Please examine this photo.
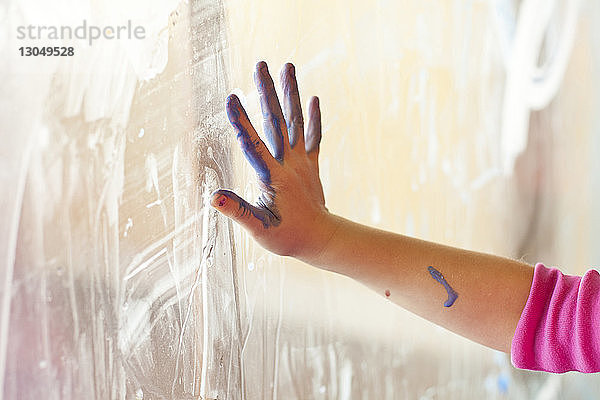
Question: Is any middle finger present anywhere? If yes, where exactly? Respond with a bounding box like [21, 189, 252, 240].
[254, 61, 289, 161]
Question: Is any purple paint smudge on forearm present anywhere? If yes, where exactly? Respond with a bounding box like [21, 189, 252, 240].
[428, 266, 458, 307]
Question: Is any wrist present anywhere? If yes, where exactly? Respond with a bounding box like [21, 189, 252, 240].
[296, 212, 345, 269]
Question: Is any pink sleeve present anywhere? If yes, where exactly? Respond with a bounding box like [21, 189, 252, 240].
[511, 263, 600, 373]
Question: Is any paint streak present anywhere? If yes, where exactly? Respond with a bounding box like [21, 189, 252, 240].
[427, 266, 458, 307]
[226, 94, 272, 183]
[222, 93, 282, 229]
[255, 61, 286, 161]
[280, 63, 304, 149]
[237, 193, 280, 229]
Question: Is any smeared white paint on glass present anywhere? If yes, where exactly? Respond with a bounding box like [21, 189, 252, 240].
[499, 0, 581, 174]
[2, 0, 600, 398]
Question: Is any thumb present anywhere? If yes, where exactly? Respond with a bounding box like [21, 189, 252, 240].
[210, 189, 275, 232]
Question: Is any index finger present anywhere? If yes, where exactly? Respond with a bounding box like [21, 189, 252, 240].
[226, 94, 276, 184]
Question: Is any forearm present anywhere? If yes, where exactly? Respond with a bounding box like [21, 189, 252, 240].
[302, 214, 535, 353]
[215, 62, 534, 354]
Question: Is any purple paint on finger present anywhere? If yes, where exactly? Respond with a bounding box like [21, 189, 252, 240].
[213, 189, 280, 229]
[255, 61, 285, 160]
[236, 198, 279, 228]
[226, 94, 271, 184]
[428, 266, 458, 307]
[281, 63, 304, 148]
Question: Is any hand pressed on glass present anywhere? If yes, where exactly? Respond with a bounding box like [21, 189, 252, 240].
[211, 61, 337, 261]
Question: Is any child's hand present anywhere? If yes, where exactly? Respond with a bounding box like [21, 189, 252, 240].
[211, 62, 337, 261]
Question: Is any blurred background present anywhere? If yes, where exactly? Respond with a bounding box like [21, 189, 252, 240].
[1, 0, 600, 398]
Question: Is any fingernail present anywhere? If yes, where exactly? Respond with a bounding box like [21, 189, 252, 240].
[226, 94, 240, 115]
[226, 96, 241, 124]
[227, 94, 240, 108]
[285, 63, 295, 78]
[211, 194, 227, 207]
[256, 61, 268, 74]
[310, 97, 320, 114]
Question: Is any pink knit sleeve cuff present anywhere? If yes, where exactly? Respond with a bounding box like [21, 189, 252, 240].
[511, 263, 600, 373]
